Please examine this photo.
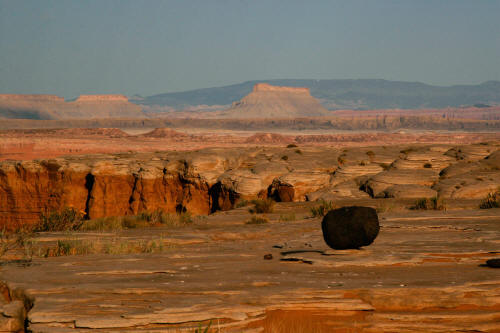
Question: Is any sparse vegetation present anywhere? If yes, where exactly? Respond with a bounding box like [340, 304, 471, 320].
[235, 199, 249, 208]
[359, 160, 367, 166]
[245, 216, 269, 225]
[366, 150, 375, 158]
[249, 199, 275, 214]
[423, 163, 432, 168]
[281, 155, 289, 161]
[42, 237, 171, 257]
[36, 207, 85, 232]
[410, 197, 446, 211]
[479, 190, 500, 209]
[0, 227, 34, 258]
[337, 156, 346, 165]
[279, 213, 296, 222]
[79, 210, 192, 232]
[294, 149, 302, 155]
[286, 144, 298, 148]
[195, 320, 212, 333]
[310, 199, 336, 217]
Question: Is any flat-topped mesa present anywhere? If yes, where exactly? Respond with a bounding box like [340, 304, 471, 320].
[0, 94, 65, 102]
[74, 95, 129, 103]
[223, 83, 329, 118]
[252, 83, 310, 94]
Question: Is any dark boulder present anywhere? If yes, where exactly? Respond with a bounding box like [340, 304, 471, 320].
[486, 258, 500, 268]
[321, 206, 379, 250]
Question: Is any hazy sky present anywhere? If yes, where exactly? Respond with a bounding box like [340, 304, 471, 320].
[1, 0, 499, 98]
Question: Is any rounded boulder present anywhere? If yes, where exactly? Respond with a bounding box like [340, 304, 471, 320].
[321, 206, 380, 250]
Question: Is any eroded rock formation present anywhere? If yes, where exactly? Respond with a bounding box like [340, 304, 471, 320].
[1, 144, 499, 228]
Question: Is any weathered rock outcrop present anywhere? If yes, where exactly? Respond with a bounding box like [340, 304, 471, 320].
[1, 145, 499, 228]
[0, 281, 33, 333]
[0, 154, 213, 228]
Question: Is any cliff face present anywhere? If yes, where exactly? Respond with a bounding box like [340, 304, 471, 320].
[252, 83, 310, 94]
[0, 155, 215, 229]
[74, 95, 129, 102]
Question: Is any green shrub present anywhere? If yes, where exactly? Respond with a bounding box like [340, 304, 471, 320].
[245, 216, 269, 225]
[479, 191, 500, 209]
[36, 207, 84, 232]
[310, 199, 336, 218]
[249, 199, 275, 214]
[294, 149, 302, 155]
[410, 197, 446, 210]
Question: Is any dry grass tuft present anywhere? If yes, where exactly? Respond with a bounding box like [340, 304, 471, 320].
[310, 199, 336, 218]
[42, 237, 172, 257]
[479, 190, 500, 209]
[35, 207, 85, 232]
[249, 199, 275, 214]
[246, 216, 269, 225]
[410, 197, 446, 211]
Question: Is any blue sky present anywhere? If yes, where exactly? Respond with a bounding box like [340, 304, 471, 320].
[1, 0, 499, 98]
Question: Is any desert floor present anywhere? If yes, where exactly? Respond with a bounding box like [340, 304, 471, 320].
[1, 201, 499, 332]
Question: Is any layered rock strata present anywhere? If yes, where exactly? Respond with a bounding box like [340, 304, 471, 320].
[1, 144, 500, 228]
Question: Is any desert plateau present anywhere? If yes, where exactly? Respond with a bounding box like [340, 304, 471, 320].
[2, 2, 500, 332]
[1, 126, 500, 332]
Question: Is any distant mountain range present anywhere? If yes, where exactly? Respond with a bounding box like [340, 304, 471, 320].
[135, 79, 500, 110]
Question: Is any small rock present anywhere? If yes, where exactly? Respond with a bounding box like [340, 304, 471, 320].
[321, 206, 380, 250]
[485, 258, 500, 268]
[1, 300, 25, 318]
[0, 300, 25, 332]
[263, 254, 273, 260]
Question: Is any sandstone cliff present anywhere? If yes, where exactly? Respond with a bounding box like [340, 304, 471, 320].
[1, 144, 499, 228]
